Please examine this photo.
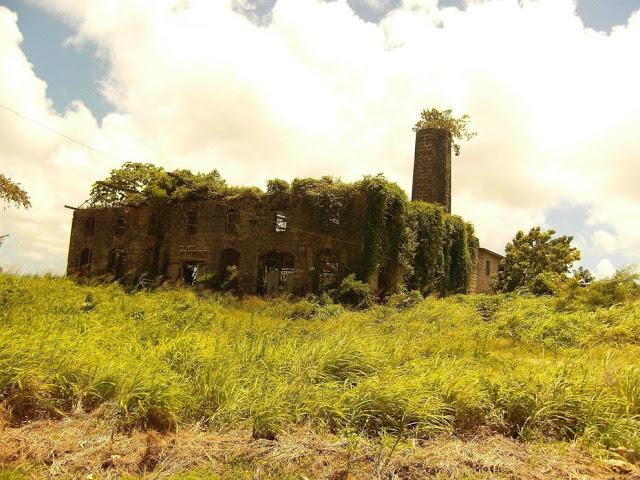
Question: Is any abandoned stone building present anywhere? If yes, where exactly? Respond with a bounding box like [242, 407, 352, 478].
[66, 128, 502, 294]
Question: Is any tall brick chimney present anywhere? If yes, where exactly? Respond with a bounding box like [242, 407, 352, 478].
[411, 128, 451, 213]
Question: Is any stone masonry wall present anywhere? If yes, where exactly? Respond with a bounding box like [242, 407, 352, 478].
[474, 248, 502, 294]
[67, 197, 361, 295]
[411, 128, 451, 213]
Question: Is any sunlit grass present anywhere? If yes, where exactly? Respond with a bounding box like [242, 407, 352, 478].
[1, 274, 639, 453]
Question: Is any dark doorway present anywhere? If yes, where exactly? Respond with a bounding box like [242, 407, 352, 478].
[108, 249, 127, 278]
[318, 251, 339, 291]
[377, 266, 390, 296]
[182, 262, 199, 285]
[220, 248, 240, 289]
[257, 250, 294, 295]
[79, 248, 92, 276]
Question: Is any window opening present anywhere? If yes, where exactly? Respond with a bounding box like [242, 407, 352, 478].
[321, 210, 340, 231]
[274, 212, 287, 232]
[225, 210, 240, 235]
[84, 217, 95, 236]
[115, 216, 127, 236]
[185, 211, 197, 235]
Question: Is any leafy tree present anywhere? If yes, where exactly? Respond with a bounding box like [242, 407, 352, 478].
[573, 266, 594, 287]
[88, 162, 228, 207]
[494, 227, 581, 294]
[0, 173, 31, 209]
[89, 162, 167, 207]
[1, 173, 31, 250]
[413, 108, 477, 156]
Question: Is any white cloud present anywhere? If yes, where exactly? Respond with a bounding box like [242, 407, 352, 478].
[592, 229, 618, 255]
[1, 0, 640, 273]
[596, 258, 616, 278]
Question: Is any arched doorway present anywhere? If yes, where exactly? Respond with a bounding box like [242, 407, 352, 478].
[257, 250, 294, 295]
[220, 248, 241, 289]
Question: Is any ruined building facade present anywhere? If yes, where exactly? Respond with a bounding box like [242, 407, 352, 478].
[67, 129, 502, 294]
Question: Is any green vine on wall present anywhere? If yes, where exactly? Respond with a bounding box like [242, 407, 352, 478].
[405, 202, 476, 295]
[88, 164, 477, 295]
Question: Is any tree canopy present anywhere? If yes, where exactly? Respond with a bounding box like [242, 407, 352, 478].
[413, 108, 476, 156]
[0, 173, 31, 210]
[494, 227, 581, 294]
[88, 162, 253, 207]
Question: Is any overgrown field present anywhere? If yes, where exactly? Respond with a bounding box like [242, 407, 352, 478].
[1, 274, 639, 477]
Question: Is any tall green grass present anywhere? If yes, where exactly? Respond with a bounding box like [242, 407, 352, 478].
[1, 274, 639, 453]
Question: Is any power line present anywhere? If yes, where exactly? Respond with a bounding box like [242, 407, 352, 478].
[0, 103, 125, 164]
[0, 103, 364, 249]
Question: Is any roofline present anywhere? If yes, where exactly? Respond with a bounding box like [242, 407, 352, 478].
[478, 247, 504, 259]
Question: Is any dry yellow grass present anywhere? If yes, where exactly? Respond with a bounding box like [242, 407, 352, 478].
[0, 406, 637, 480]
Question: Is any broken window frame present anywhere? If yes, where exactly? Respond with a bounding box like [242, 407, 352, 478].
[273, 211, 287, 232]
[257, 250, 295, 295]
[185, 211, 198, 235]
[225, 209, 240, 235]
[114, 216, 127, 236]
[321, 209, 341, 232]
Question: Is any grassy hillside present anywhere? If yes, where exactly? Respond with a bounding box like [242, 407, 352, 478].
[0, 274, 639, 478]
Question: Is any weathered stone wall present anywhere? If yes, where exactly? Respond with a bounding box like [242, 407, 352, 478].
[411, 128, 451, 213]
[474, 248, 502, 294]
[67, 196, 361, 295]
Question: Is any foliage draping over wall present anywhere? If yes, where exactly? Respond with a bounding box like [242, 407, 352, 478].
[88, 163, 476, 295]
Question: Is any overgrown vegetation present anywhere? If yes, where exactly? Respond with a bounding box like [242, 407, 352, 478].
[1, 274, 639, 461]
[413, 108, 477, 156]
[0, 173, 30, 210]
[405, 202, 477, 295]
[87, 164, 477, 294]
[494, 227, 583, 295]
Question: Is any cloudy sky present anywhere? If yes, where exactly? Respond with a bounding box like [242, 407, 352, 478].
[0, 0, 639, 277]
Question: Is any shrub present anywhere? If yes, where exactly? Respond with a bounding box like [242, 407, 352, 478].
[557, 267, 640, 310]
[386, 290, 423, 311]
[336, 274, 373, 309]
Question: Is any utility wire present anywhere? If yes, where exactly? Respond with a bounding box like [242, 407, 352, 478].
[0, 103, 124, 164]
[0, 103, 365, 249]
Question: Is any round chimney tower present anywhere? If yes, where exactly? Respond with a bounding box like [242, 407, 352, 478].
[411, 128, 451, 213]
